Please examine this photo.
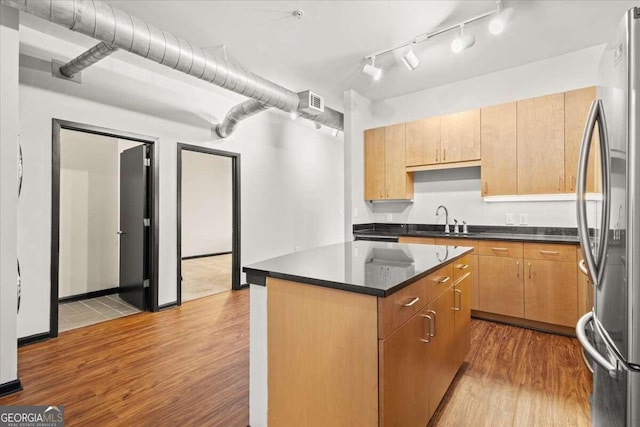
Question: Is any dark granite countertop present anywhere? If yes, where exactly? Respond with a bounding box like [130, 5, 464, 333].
[243, 240, 473, 297]
[353, 223, 580, 245]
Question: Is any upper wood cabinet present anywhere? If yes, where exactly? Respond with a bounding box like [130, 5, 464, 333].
[405, 117, 441, 166]
[440, 109, 481, 163]
[517, 93, 565, 194]
[364, 124, 413, 200]
[565, 86, 601, 193]
[481, 102, 517, 196]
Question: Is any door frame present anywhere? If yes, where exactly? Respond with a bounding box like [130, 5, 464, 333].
[176, 143, 242, 305]
[51, 119, 160, 338]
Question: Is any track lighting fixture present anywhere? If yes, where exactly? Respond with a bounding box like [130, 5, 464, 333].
[314, 122, 322, 130]
[331, 128, 340, 138]
[401, 45, 420, 71]
[362, 56, 383, 81]
[451, 24, 475, 53]
[489, 1, 515, 35]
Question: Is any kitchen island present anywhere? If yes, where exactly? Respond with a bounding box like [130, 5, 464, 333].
[245, 240, 474, 427]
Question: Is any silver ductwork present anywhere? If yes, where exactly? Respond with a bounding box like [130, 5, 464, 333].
[216, 99, 270, 138]
[59, 42, 118, 78]
[3, 0, 344, 133]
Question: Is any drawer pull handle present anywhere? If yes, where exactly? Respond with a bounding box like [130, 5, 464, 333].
[539, 250, 560, 255]
[427, 309, 437, 337]
[454, 289, 462, 311]
[578, 259, 589, 277]
[529, 262, 532, 279]
[491, 247, 509, 252]
[439, 276, 450, 284]
[516, 261, 520, 278]
[458, 264, 469, 270]
[420, 314, 432, 343]
[402, 297, 420, 307]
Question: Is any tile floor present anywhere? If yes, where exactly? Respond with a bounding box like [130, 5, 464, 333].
[181, 254, 232, 302]
[58, 294, 141, 332]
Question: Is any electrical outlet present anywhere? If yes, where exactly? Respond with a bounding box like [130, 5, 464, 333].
[519, 213, 529, 225]
[505, 213, 515, 225]
[387, 214, 393, 221]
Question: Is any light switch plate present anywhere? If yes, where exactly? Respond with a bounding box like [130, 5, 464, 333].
[505, 213, 515, 225]
[519, 213, 529, 225]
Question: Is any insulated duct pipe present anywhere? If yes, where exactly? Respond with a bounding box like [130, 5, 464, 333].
[59, 41, 118, 78]
[216, 99, 270, 138]
[3, 0, 344, 132]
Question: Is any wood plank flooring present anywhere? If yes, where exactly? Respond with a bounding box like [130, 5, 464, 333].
[2, 289, 591, 427]
[182, 254, 232, 302]
[1, 290, 249, 426]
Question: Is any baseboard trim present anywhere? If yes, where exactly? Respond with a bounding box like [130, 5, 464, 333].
[0, 379, 23, 397]
[181, 251, 231, 260]
[471, 310, 576, 337]
[59, 287, 120, 304]
[18, 332, 51, 347]
[158, 301, 178, 311]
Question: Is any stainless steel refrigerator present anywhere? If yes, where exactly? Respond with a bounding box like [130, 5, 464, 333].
[575, 6, 640, 427]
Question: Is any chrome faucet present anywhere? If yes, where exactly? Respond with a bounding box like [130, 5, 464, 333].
[435, 205, 450, 234]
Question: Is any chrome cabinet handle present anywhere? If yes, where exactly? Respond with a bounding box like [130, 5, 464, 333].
[435, 149, 439, 163]
[578, 259, 589, 277]
[427, 309, 437, 337]
[558, 176, 563, 192]
[570, 176, 576, 191]
[528, 262, 532, 279]
[483, 181, 488, 195]
[402, 296, 420, 307]
[516, 261, 520, 278]
[420, 313, 432, 343]
[117, 231, 126, 235]
[539, 250, 560, 255]
[576, 99, 611, 287]
[443, 148, 447, 161]
[576, 311, 617, 378]
[491, 247, 508, 252]
[457, 264, 469, 270]
[439, 276, 450, 284]
[454, 289, 462, 311]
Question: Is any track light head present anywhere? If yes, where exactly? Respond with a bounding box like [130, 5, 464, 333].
[489, 2, 514, 35]
[331, 128, 340, 138]
[401, 46, 420, 71]
[451, 24, 475, 53]
[314, 122, 322, 130]
[363, 56, 382, 81]
[289, 111, 299, 120]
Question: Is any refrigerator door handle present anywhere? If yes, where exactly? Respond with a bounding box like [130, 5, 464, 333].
[576, 311, 618, 378]
[576, 99, 612, 286]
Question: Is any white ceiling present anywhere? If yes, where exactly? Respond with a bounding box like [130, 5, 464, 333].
[20, 1, 640, 110]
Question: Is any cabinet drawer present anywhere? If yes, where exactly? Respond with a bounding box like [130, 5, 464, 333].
[378, 278, 428, 339]
[425, 263, 454, 303]
[453, 254, 473, 282]
[479, 241, 523, 257]
[399, 236, 436, 245]
[524, 243, 576, 262]
[435, 238, 478, 252]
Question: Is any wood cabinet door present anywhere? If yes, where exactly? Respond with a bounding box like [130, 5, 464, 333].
[384, 123, 412, 199]
[481, 102, 517, 196]
[426, 288, 457, 418]
[517, 94, 565, 194]
[406, 117, 441, 166]
[478, 255, 524, 318]
[454, 273, 472, 367]
[364, 127, 385, 200]
[524, 259, 578, 327]
[441, 109, 481, 163]
[565, 87, 601, 193]
[379, 308, 431, 427]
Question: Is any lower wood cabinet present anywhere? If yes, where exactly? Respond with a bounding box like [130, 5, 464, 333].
[524, 258, 578, 327]
[478, 254, 524, 318]
[453, 272, 472, 368]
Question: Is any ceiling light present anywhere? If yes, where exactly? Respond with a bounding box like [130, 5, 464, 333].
[489, 1, 514, 35]
[401, 46, 420, 71]
[451, 24, 475, 53]
[331, 128, 340, 138]
[363, 56, 382, 81]
[290, 111, 299, 120]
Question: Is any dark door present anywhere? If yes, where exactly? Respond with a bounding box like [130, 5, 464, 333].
[119, 145, 148, 310]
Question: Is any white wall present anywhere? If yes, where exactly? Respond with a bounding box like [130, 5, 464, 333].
[0, 4, 19, 386]
[59, 130, 120, 298]
[15, 24, 344, 338]
[345, 45, 605, 230]
[181, 151, 233, 257]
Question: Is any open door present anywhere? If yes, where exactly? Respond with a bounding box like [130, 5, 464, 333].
[119, 145, 148, 310]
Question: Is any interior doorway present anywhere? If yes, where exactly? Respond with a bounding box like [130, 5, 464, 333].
[51, 119, 159, 337]
[177, 144, 241, 304]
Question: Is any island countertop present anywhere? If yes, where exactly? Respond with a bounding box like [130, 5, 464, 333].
[243, 240, 473, 297]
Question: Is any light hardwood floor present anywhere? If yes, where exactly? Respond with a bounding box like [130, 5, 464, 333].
[181, 254, 232, 302]
[2, 289, 591, 427]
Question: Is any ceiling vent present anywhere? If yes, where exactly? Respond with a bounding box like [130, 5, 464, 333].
[298, 90, 324, 115]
